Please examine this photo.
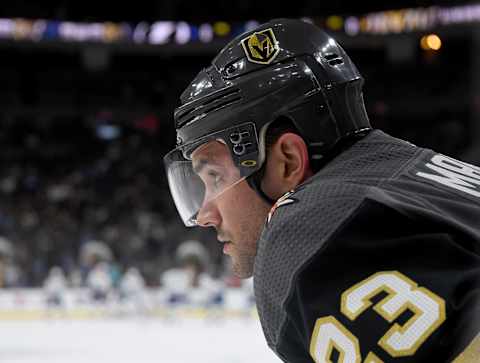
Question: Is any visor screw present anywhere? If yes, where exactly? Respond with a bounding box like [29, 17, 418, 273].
[176, 136, 183, 146]
[230, 131, 250, 144]
[230, 133, 241, 144]
[233, 144, 246, 156]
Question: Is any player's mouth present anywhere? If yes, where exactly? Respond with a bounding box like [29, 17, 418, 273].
[218, 237, 232, 254]
[223, 242, 232, 254]
[217, 235, 232, 255]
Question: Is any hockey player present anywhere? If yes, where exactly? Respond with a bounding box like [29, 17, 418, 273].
[161, 240, 221, 309]
[119, 267, 148, 315]
[43, 266, 68, 310]
[86, 261, 113, 304]
[164, 19, 480, 362]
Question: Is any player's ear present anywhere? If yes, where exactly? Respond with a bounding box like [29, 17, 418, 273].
[261, 132, 313, 199]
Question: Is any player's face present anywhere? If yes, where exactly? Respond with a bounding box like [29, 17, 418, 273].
[192, 141, 271, 278]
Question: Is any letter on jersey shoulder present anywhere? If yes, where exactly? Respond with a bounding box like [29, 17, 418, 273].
[416, 154, 480, 198]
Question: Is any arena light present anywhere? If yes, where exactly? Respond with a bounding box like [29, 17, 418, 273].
[31, 20, 47, 41]
[198, 23, 213, 43]
[96, 125, 121, 141]
[346, 4, 480, 35]
[104, 22, 122, 42]
[427, 34, 442, 50]
[213, 21, 230, 36]
[133, 22, 148, 43]
[0, 18, 15, 38]
[344, 17, 360, 36]
[58, 22, 105, 42]
[244, 20, 260, 32]
[175, 21, 191, 44]
[149, 21, 175, 44]
[326, 16, 343, 31]
[420, 34, 442, 50]
[13, 19, 33, 40]
[0, 4, 479, 47]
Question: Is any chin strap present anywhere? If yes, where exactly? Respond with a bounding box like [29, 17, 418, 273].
[246, 167, 276, 205]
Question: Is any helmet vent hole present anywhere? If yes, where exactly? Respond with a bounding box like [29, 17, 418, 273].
[226, 64, 236, 75]
[325, 53, 343, 66]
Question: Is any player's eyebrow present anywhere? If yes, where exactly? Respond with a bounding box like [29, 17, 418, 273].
[193, 159, 208, 174]
[193, 159, 221, 174]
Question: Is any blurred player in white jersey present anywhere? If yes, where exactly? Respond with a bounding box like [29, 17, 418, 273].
[43, 266, 68, 311]
[86, 261, 113, 304]
[119, 266, 149, 315]
[161, 240, 223, 316]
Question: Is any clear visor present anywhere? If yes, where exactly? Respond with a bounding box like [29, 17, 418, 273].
[164, 125, 260, 226]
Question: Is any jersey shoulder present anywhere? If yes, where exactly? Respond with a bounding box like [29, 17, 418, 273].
[254, 131, 480, 361]
[255, 179, 370, 351]
[275, 193, 480, 362]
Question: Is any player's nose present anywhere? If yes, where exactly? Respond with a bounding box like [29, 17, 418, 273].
[196, 199, 221, 228]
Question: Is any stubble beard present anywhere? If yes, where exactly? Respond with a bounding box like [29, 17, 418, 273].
[231, 208, 269, 279]
[231, 250, 256, 278]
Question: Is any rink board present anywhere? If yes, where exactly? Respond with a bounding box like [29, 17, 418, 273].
[0, 288, 279, 363]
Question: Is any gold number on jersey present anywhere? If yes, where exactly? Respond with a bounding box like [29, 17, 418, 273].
[341, 271, 446, 357]
[310, 316, 387, 363]
[309, 271, 446, 362]
[309, 316, 361, 363]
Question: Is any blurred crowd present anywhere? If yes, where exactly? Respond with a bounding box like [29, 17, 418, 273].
[0, 119, 223, 288]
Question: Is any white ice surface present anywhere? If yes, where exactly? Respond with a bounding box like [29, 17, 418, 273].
[0, 318, 281, 363]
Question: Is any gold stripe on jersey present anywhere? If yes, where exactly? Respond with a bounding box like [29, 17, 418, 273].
[452, 333, 480, 363]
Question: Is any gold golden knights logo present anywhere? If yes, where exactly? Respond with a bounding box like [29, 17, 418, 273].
[241, 28, 280, 65]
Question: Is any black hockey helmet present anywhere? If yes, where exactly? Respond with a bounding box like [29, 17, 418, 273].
[164, 18, 371, 226]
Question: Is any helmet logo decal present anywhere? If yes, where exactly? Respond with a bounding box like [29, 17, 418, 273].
[241, 28, 280, 65]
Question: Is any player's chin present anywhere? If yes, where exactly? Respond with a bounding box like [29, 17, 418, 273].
[231, 256, 255, 279]
[232, 265, 253, 279]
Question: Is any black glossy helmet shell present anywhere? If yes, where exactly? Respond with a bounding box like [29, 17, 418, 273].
[174, 18, 371, 167]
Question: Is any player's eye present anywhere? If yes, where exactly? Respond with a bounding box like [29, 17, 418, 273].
[207, 170, 223, 190]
